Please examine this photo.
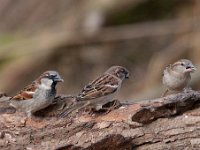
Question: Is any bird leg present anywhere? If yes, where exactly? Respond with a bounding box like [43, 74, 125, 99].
[104, 99, 121, 112]
[26, 111, 32, 118]
[92, 99, 121, 114]
[161, 89, 169, 97]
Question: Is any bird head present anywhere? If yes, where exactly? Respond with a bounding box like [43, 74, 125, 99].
[172, 59, 197, 74]
[106, 66, 129, 80]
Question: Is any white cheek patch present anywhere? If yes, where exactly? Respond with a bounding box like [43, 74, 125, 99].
[40, 78, 53, 89]
[40, 84, 51, 89]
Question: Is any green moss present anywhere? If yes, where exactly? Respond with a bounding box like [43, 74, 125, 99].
[0, 35, 15, 46]
[0, 58, 12, 68]
[0, 35, 16, 68]
[105, 0, 191, 26]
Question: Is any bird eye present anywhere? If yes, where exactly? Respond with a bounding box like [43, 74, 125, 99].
[44, 73, 53, 78]
[44, 74, 49, 77]
[51, 74, 56, 77]
[120, 69, 125, 73]
[181, 63, 184, 66]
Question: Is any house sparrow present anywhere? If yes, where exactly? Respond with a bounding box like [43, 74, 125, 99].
[76, 65, 129, 110]
[162, 59, 197, 96]
[9, 71, 64, 117]
[59, 66, 129, 117]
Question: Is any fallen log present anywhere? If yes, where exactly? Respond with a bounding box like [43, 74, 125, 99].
[0, 90, 200, 150]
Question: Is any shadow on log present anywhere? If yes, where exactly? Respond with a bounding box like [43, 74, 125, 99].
[0, 90, 200, 149]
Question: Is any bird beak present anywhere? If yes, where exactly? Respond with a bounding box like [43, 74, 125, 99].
[186, 65, 197, 72]
[125, 72, 129, 79]
[54, 76, 64, 82]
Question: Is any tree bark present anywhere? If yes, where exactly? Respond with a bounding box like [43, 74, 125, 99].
[0, 90, 200, 150]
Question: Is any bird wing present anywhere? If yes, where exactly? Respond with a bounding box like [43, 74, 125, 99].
[77, 74, 119, 101]
[10, 82, 37, 101]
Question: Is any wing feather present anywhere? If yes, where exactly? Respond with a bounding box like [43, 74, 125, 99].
[77, 74, 119, 101]
[11, 82, 37, 100]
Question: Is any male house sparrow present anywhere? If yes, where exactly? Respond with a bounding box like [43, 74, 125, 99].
[76, 66, 129, 110]
[9, 71, 64, 117]
[162, 59, 197, 96]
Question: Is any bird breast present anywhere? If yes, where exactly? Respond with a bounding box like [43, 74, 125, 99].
[163, 69, 191, 91]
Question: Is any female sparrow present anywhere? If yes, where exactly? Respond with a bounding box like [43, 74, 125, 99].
[162, 59, 197, 96]
[76, 66, 129, 110]
[9, 71, 64, 117]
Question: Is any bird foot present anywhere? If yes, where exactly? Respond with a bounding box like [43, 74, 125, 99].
[91, 99, 121, 114]
[183, 87, 193, 93]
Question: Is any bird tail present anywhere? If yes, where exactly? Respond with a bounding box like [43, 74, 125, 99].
[0, 96, 16, 114]
[59, 101, 89, 117]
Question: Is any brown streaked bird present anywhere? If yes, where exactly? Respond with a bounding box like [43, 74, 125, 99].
[10, 71, 64, 117]
[76, 65, 129, 110]
[162, 59, 197, 97]
[59, 66, 129, 117]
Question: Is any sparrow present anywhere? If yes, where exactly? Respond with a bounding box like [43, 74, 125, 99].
[59, 66, 129, 117]
[9, 71, 64, 117]
[76, 65, 129, 110]
[162, 59, 197, 96]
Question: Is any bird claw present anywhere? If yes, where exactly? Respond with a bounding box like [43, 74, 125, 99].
[183, 87, 193, 93]
[91, 99, 121, 114]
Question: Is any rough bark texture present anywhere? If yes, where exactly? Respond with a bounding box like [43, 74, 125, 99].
[0, 90, 200, 150]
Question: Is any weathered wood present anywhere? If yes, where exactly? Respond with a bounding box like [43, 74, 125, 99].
[0, 90, 200, 150]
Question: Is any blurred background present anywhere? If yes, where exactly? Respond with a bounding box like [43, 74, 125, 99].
[0, 0, 200, 102]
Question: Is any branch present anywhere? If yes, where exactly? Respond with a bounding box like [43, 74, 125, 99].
[0, 90, 200, 149]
